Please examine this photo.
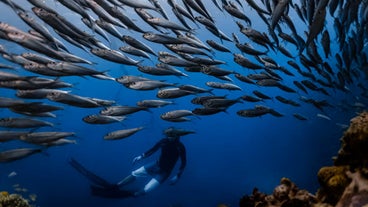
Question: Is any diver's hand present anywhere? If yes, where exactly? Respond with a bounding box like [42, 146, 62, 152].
[168, 175, 179, 185]
[132, 155, 143, 165]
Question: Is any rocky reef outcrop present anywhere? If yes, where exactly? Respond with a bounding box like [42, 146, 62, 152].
[0, 191, 31, 207]
[239, 111, 368, 207]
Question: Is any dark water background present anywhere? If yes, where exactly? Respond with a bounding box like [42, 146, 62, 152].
[0, 1, 364, 206]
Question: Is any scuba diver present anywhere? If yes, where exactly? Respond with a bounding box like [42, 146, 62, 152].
[69, 127, 194, 198]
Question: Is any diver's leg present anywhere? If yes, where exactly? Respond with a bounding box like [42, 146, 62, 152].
[134, 178, 160, 196]
[117, 166, 148, 187]
[117, 174, 136, 186]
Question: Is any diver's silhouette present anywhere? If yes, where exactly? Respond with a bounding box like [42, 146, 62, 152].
[69, 127, 187, 198]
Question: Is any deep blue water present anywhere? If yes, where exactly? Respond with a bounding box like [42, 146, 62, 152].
[0, 1, 366, 207]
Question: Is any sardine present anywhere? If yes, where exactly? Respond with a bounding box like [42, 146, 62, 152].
[0, 117, 53, 128]
[82, 114, 126, 124]
[91, 48, 142, 65]
[0, 148, 42, 162]
[104, 127, 144, 140]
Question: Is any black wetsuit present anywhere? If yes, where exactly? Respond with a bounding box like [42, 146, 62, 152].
[142, 138, 186, 182]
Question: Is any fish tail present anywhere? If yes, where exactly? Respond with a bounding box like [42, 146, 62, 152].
[208, 89, 215, 95]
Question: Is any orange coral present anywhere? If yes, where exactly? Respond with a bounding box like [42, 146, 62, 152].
[0, 191, 8, 196]
[316, 166, 350, 205]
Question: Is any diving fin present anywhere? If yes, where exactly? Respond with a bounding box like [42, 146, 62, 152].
[69, 158, 113, 188]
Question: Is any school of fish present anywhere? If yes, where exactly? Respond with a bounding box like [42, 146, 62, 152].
[0, 0, 367, 162]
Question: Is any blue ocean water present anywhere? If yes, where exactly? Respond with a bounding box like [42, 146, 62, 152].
[0, 1, 365, 207]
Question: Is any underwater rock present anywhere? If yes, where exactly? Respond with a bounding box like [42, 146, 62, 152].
[334, 111, 368, 168]
[316, 166, 350, 205]
[239, 112, 368, 207]
[0, 191, 31, 207]
[239, 177, 317, 207]
[335, 170, 368, 207]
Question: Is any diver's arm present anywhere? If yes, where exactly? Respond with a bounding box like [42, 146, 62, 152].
[141, 139, 165, 158]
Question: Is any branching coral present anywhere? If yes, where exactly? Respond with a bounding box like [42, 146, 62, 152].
[0, 191, 31, 207]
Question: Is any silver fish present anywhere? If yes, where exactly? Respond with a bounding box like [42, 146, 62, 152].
[179, 84, 213, 94]
[81, 17, 110, 43]
[104, 127, 144, 140]
[46, 61, 105, 76]
[148, 0, 169, 19]
[136, 99, 174, 108]
[270, 0, 291, 30]
[234, 54, 264, 69]
[82, 114, 126, 124]
[0, 97, 25, 108]
[0, 148, 42, 162]
[23, 62, 69, 77]
[134, 8, 167, 33]
[21, 52, 54, 64]
[118, 0, 157, 10]
[127, 80, 176, 90]
[165, 44, 211, 57]
[192, 107, 226, 115]
[47, 92, 101, 108]
[109, 7, 145, 33]
[202, 98, 242, 108]
[0, 71, 31, 81]
[119, 45, 151, 59]
[137, 65, 187, 77]
[143, 32, 186, 44]
[304, 8, 326, 49]
[16, 89, 70, 99]
[160, 109, 194, 120]
[237, 106, 272, 117]
[17, 11, 57, 45]
[206, 40, 231, 53]
[157, 88, 196, 98]
[293, 113, 308, 121]
[122, 35, 156, 56]
[100, 105, 149, 116]
[0, 131, 29, 142]
[0, 117, 53, 128]
[205, 81, 242, 91]
[115, 75, 151, 85]
[95, 18, 124, 41]
[91, 48, 142, 65]
[85, 0, 126, 28]
[42, 138, 77, 146]
[9, 102, 63, 113]
[200, 66, 236, 77]
[147, 17, 191, 32]
[223, 4, 251, 26]
[19, 132, 75, 144]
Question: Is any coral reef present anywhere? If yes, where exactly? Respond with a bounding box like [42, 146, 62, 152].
[239, 178, 318, 207]
[316, 166, 350, 204]
[334, 111, 368, 168]
[0, 191, 31, 207]
[239, 112, 368, 207]
[335, 170, 368, 207]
